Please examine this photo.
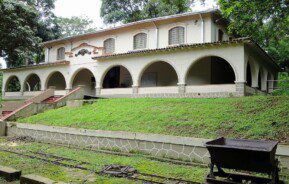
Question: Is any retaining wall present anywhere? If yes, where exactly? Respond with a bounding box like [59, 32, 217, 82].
[5, 123, 289, 170]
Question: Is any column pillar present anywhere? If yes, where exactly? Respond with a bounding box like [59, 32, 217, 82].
[65, 87, 72, 94]
[178, 83, 186, 94]
[95, 87, 101, 95]
[235, 81, 246, 97]
[132, 85, 139, 94]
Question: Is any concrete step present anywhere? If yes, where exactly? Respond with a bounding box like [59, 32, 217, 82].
[0, 165, 21, 182]
[1, 111, 13, 117]
[42, 96, 63, 103]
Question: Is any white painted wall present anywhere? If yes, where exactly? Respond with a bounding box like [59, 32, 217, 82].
[46, 15, 218, 63]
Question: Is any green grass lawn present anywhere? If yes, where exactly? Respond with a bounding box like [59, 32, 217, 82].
[0, 138, 206, 183]
[19, 96, 289, 143]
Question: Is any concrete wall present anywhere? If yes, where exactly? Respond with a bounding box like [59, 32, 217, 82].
[5, 123, 289, 171]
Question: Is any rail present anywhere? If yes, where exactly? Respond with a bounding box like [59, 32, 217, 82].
[53, 87, 82, 103]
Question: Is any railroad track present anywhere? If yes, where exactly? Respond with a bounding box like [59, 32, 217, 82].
[0, 148, 203, 184]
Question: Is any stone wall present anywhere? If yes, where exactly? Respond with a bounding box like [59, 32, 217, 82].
[5, 123, 289, 170]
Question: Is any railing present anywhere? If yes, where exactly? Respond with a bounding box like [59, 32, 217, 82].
[186, 84, 236, 93]
[138, 86, 179, 94]
[23, 91, 42, 97]
[0, 102, 33, 121]
[100, 88, 132, 95]
[267, 80, 289, 93]
[54, 90, 67, 96]
[54, 87, 82, 103]
[25, 88, 55, 103]
[4, 92, 22, 97]
[1, 101, 26, 111]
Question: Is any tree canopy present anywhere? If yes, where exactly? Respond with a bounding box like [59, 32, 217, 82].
[218, 0, 289, 71]
[0, 0, 59, 67]
[56, 16, 96, 38]
[100, 0, 193, 24]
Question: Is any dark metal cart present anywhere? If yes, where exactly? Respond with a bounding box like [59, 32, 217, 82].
[205, 137, 280, 184]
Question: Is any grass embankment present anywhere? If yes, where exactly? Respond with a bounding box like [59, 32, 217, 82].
[19, 96, 289, 143]
[0, 138, 206, 183]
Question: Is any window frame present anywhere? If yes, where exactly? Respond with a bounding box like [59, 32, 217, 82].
[57, 47, 65, 60]
[133, 33, 148, 50]
[103, 38, 116, 54]
[168, 26, 185, 46]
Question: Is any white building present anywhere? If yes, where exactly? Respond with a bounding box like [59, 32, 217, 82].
[1, 9, 280, 100]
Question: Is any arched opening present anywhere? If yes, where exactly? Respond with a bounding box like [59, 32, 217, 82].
[140, 61, 178, 87]
[72, 69, 95, 96]
[24, 74, 41, 91]
[5, 76, 21, 92]
[46, 72, 66, 90]
[186, 56, 235, 85]
[246, 62, 252, 87]
[102, 66, 132, 88]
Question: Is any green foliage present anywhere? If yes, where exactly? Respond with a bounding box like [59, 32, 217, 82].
[0, 0, 60, 67]
[218, 0, 289, 70]
[100, 0, 193, 24]
[20, 96, 289, 143]
[272, 72, 289, 96]
[56, 16, 96, 38]
[6, 76, 21, 92]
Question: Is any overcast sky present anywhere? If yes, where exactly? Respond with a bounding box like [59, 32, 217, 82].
[1, 0, 216, 68]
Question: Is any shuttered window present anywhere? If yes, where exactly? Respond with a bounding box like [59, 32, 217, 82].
[133, 33, 147, 50]
[169, 27, 185, 45]
[57, 47, 65, 60]
[104, 38, 115, 54]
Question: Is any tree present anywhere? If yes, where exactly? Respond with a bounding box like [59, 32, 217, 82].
[100, 0, 193, 24]
[56, 16, 96, 38]
[0, 0, 59, 67]
[218, 0, 289, 71]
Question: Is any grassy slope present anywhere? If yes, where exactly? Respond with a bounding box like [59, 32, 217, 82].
[19, 96, 289, 142]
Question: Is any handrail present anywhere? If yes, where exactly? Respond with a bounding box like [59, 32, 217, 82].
[53, 87, 81, 103]
[1, 102, 33, 121]
[25, 88, 54, 103]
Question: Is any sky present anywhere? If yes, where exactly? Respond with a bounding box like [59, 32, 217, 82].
[0, 0, 216, 69]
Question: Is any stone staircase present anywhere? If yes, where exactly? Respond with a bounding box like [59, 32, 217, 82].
[42, 95, 63, 103]
[0, 87, 84, 121]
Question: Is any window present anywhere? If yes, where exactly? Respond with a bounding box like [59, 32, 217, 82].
[133, 33, 147, 50]
[169, 27, 185, 45]
[57, 47, 65, 60]
[103, 38, 115, 54]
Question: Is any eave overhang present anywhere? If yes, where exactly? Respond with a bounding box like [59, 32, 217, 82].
[1, 61, 70, 72]
[93, 37, 281, 72]
[93, 38, 249, 60]
[43, 9, 220, 47]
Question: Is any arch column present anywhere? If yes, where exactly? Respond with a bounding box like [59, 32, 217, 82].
[261, 70, 268, 91]
[178, 83, 186, 94]
[95, 85, 101, 95]
[252, 62, 260, 88]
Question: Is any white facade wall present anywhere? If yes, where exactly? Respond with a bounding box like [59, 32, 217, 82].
[2, 12, 279, 99]
[46, 15, 228, 63]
